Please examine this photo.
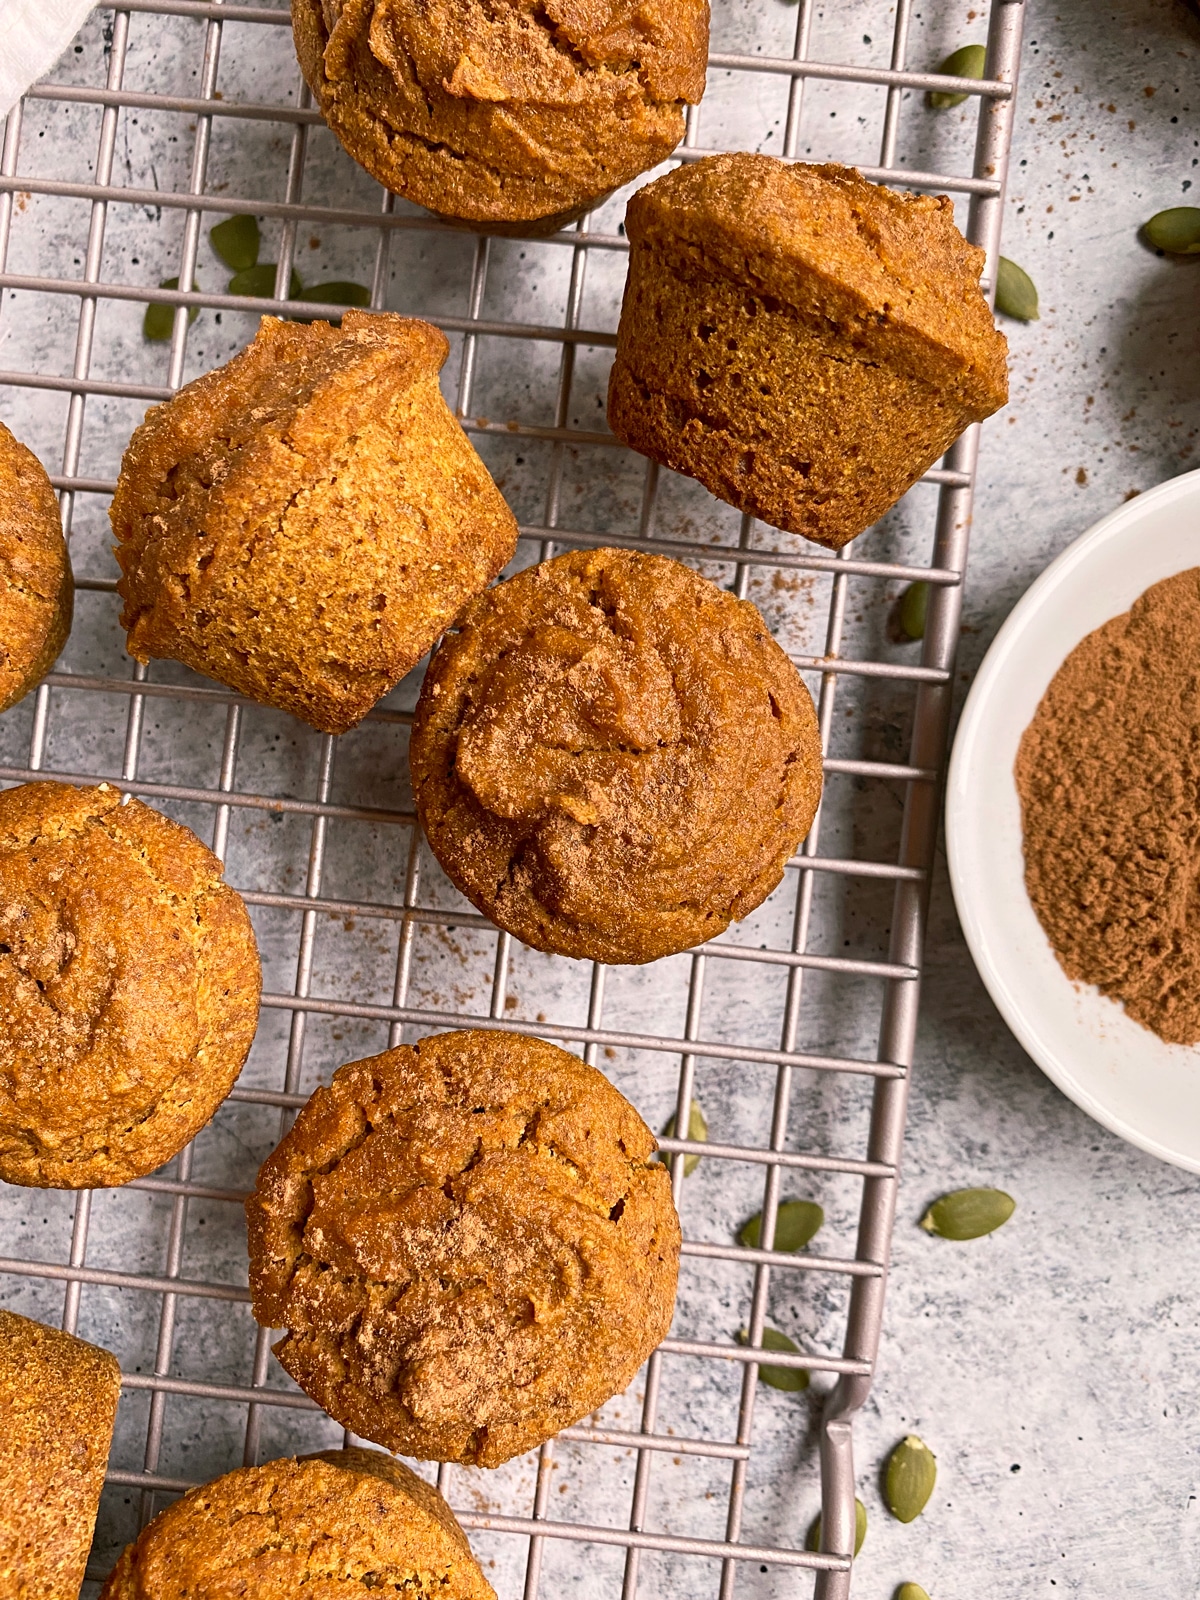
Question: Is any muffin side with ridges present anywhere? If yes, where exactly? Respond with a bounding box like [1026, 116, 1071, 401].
[0, 421, 73, 712]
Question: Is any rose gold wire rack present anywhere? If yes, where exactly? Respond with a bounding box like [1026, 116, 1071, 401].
[0, 1, 1025, 1594]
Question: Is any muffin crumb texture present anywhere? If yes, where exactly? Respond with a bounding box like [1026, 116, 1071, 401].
[111, 311, 517, 734]
[1016, 567, 1200, 1045]
[0, 780, 261, 1187]
[291, 0, 710, 227]
[0, 420, 73, 712]
[0, 1308, 121, 1600]
[247, 1029, 681, 1467]
[410, 546, 823, 964]
[608, 155, 1009, 549]
[99, 1447, 496, 1599]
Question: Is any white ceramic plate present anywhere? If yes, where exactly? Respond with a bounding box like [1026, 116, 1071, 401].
[946, 467, 1200, 1172]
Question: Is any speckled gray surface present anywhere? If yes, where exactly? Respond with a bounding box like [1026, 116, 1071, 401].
[0, 1, 1198, 1596]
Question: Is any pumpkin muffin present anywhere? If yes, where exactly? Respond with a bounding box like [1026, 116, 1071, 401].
[409, 546, 823, 965]
[0, 421, 73, 712]
[247, 1029, 680, 1467]
[99, 1447, 495, 1599]
[608, 155, 1009, 550]
[0, 1308, 121, 1600]
[0, 780, 261, 1188]
[292, 0, 710, 232]
[111, 312, 518, 735]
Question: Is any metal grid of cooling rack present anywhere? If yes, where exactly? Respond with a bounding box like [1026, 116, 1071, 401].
[0, 1, 1025, 1595]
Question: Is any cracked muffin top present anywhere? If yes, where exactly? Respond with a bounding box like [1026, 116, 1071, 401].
[409, 546, 823, 964]
[246, 1029, 680, 1467]
[0, 420, 73, 713]
[291, 0, 710, 229]
[111, 312, 518, 734]
[0, 781, 260, 1188]
[99, 1447, 495, 1599]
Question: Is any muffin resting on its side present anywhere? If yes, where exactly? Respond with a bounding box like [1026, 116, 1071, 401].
[608, 154, 1009, 550]
[99, 1448, 495, 1599]
[410, 546, 823, 965]
[247, 1029, 681, 1467]
[291, 0, 710, 231]
[0, 1309, 121, 1600]
[0, 421, 72, 712]
[111, 312, 518, 734]
[0, 781, 261, 1188]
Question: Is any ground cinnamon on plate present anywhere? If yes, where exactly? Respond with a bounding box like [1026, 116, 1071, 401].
[1014, 566, 1200, 1046]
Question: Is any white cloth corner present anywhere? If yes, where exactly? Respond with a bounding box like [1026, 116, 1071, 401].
[0, 0, 98, 122]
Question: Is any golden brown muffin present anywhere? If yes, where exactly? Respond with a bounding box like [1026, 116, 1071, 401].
[0, 1308, 121, 1600]
[608, 155, 1010, 550]
[0, 780, 261, 1188]
[111, 312, 518, 735]
[292, 0, 710, 232]
[409, 546, 822, 965]
[0, 421, 73, 712]
[246, 1029, 680, 1467]
[99, 1447, 495, 1599]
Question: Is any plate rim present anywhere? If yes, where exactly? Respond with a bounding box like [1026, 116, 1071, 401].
[945, 465, 1200, 1171]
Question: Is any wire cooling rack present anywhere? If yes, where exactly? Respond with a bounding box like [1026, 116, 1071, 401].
[0, 1, 1025, 1594]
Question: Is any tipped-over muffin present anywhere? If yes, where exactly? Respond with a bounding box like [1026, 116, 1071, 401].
[0, 781, 260, 1187]
[247, 1029, 680, 1467]
[291, 0, 710, 230]
[0, 421, 72, 711]
[0, 1309, 121, 1599]
[409, 546, 823, 964]
[608, 155, 1009, 550]
[99, 1447, 495, 1599]
[111, 312, 518, 734]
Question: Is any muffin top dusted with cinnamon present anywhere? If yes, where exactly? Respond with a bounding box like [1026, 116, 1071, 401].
[99, 1448, 495, 1599]
[0, 421, 73, 712]
[0, 1309, 121, 1600]
[111, 312, 518, 735]
[0, 780, 260, 1188]
[291, 0, 710, 230]
[409, 546, 823, 964]
[247, 1029, 680, 1467]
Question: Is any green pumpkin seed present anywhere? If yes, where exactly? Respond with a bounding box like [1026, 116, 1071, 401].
[738, 1198, 823, 1253]
[927, 43, 987, 109]
[895, 1586, 932, 1600]
[995, 257, 1039, 321]
[661, 1100, 707, 1175]
[736, 1324, 809, 1391]
[805, 1498, 867, 1555]
[920, 1187, 1015, 1240]
[297, 280, 372, 307]
[210, 213, 261, 272]
[884, 1434, 937, 1523]
[228, 263, 303, 300]
[143, 278, 200, 341]
[1142, 206, 1200, 255]
[898, 581, 929, 641]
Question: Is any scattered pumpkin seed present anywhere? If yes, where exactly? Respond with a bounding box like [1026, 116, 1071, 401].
[297, 280, 372, 307]
[1142, 206, 1200, 255]
[736, 1324, 809, 1391]
[920, 1187, 1015, 1240]
[994, 257, 1039, 321]
[884, 1434, 937, 1523]
[143, 278, 199, 341]
[927, 43, 986, 109]
[227, 263, 303, 300]
[209, 214, 261, 272]
[895, 1586, 932, 1600]
[897, 581, 930, 641]
[806, 1498, 867, 1555]
[738, 1199, 823, 1253]
[661, 1100, 707, 1175]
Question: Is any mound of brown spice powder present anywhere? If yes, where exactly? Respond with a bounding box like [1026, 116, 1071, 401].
[1015, 566, 1200, 1046]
